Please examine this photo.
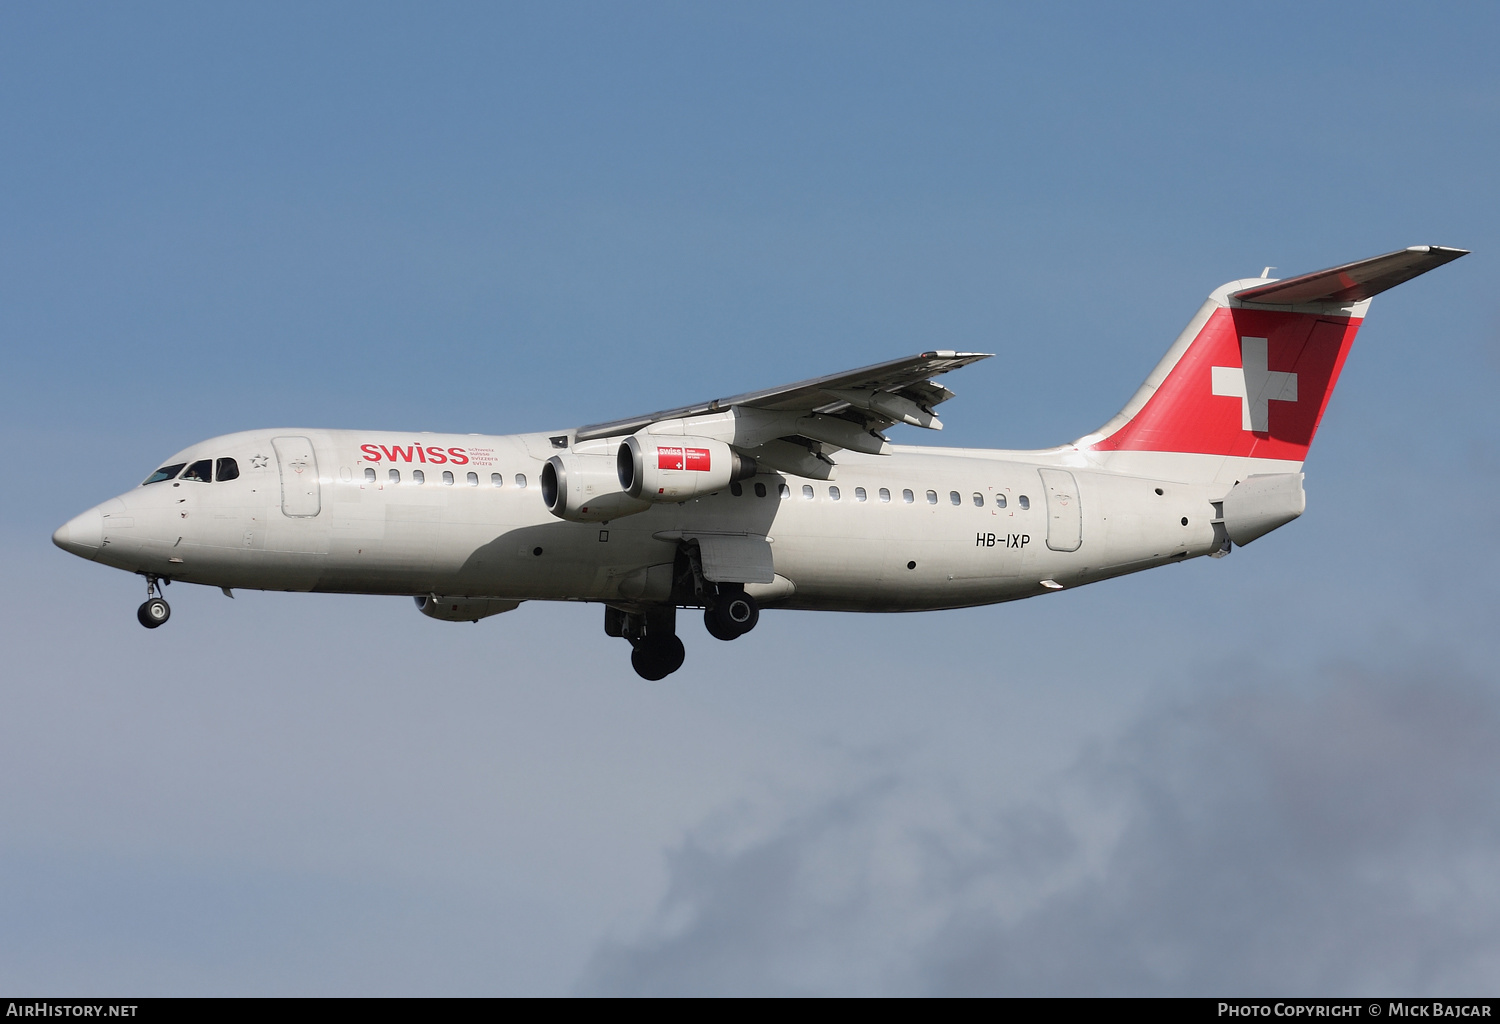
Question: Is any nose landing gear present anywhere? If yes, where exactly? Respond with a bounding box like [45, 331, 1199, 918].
[137, 575, 171, 629]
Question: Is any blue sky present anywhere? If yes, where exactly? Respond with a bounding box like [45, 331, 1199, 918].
[3, 2, 1498, 995]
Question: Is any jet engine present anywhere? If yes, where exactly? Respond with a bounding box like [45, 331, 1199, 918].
[414, 595, 521, 622]
[617, 435, 755, 501]
[541, 453, 651, 522]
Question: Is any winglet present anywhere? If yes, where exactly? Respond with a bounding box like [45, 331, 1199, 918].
[1231, 245, 1468, 306]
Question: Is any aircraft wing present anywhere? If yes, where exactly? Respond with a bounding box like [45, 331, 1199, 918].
[574, 350, 992, 443]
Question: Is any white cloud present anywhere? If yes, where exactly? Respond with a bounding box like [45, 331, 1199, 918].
[579, 663, 1500, 995]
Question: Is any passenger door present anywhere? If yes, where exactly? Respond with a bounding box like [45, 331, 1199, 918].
[273, 436, 321, 517]
[1038, 468, 1081, 552]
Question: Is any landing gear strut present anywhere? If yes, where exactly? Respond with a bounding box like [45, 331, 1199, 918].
[137, 574, 171, 629]
[680, 541, 760, 642]
[704, 584, 759, 641]
[606, 604, 685, 680]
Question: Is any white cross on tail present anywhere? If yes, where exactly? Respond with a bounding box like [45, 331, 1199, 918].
[1211, 336, 1297, 432]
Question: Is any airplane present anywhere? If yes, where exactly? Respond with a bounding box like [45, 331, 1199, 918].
[53, 245, 1467, 679]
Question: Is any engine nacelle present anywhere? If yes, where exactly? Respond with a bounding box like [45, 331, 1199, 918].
[540, 453, 651, 522]
[617, 435, 755, 501]
[414, 595, 520, 622]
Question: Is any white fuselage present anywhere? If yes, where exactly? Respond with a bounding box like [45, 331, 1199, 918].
[64, 428, 1263, 612]
[53, 246, 1464, 679]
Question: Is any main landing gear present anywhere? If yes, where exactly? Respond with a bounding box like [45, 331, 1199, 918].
[605, 587, 762, 680]
[632, 635, 686, 681]
[704, 585, 759, 642]
[606, 605, 686, 680]
[137, 574, 171, 629]
[607, 544, 765, 679]
[685, 542, 760, 644]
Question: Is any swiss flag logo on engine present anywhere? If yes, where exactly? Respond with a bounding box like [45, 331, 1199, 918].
[657, 446, 712, 472]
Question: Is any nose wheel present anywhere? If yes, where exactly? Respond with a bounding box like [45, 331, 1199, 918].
[136, 575, 171, 629]
[138, 597, 171, 628]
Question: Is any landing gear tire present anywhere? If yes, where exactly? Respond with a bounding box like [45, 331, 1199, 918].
[706, 592, 759, 640]
[137, 597, 170, 629]
[704, 608, 739, 641]
[631, 635, 686, 680]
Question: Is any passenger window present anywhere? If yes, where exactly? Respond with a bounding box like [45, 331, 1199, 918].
[779, 484, 791, 499]
[142, 463, 187, 485]
[491, 473, 503, 487]
[364, 467, 376, 483]
[949, 491, 961, 506]
[972, 492, 983, 507]
[1019, 495, 1030, 510]
[442, 471, 454, 485]
[995, 494, 1007, 508]
[902, 489, 914, 503]
[467, 472, 478, 486]
[926, 490, 938, 505]
[181, 459, 212, 482]
[515, 474, 527, 489]
[216, 458, 240, 482]
[855, 487, 867, 502]
[801, 484, 814, 500]
[829, 486, 841, 500]
[730, 481, 743, 497]
[879, 487, 891, 503]
[413, 470, 425, 485]
[754, 482, 767, 498]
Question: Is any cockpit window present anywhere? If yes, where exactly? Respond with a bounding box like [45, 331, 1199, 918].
[181, 459, 212, 482]
[216, 457, 240, 482]
[142, 463, 186, 485]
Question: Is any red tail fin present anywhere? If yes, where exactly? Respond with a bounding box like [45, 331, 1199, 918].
[1089, 306, 1360, 460]
[1081, 246, 1466, 462]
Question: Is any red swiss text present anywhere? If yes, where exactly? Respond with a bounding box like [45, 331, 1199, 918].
[359, 444, 470, 466]
[656, 446, 711, 471]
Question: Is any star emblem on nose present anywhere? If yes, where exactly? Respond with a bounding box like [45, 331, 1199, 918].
[250, 454, 269, 469]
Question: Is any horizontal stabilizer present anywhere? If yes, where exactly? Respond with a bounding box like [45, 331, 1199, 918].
[1232, 245, 1468, 306]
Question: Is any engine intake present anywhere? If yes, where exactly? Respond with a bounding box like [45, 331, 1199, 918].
[618, 435, 755, 502]
[541, 453, 650, 522]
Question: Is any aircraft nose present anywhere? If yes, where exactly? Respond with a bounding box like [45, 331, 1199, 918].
[53, 507, 105, 559]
